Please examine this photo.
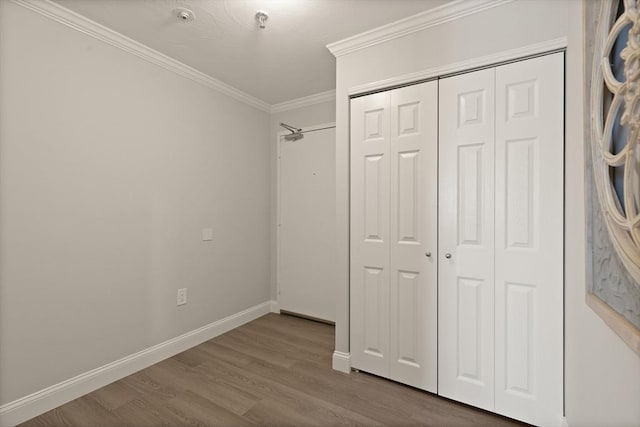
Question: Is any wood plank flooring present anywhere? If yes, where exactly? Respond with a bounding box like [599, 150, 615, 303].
[21, 313, 526, 426]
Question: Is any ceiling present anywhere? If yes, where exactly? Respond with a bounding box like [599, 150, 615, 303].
[52, 0, 450, 105]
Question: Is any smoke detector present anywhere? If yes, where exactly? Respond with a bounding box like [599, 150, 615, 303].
[175, 8, 195, 22]
[255, 11, 268, 29]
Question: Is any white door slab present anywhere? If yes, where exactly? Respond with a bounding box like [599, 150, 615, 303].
[388, 81, 438, 392]
[438, 67, 496, 411]
[279, 126, 336, 322]
[494, 52, 564, 426]
[350, 92, 392, 377]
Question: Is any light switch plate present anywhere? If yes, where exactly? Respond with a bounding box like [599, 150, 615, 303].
[177, 288, 187, 306]
[201, 228, 213, 241]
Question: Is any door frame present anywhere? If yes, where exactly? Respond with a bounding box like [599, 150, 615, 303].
[341, 42, 568, 366]
[276, 122, 336, 315]
[340, 43, 567, 420]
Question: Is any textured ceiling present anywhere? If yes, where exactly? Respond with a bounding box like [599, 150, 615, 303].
[52, 0, 450, 105]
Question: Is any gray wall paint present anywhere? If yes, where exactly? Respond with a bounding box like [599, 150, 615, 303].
[0, 1, 270, 404]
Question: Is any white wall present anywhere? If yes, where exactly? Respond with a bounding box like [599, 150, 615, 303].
[564, 1, 640, 425]
[333, 0, 640, 425]
[269, 102, 336, 301]
[0, 0, 270, 405]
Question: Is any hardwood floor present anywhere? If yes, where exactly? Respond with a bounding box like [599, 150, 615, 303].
[21, 313, 526, 426]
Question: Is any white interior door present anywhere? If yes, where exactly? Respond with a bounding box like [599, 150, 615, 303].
[350, 81, 438, 390]
[350, 92, 391, 377]
[278, 126, 336, 322]
[494, 53, 564, 426]
[438, 53, 564, 424]
[350, 54, 563, 424]
[388, 82, 438, 392]
[438, 68, 496, 411]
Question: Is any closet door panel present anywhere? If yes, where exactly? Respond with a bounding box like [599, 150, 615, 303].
[389, 81, 438, 392]
[350, 92, 391, 377]
[438, 68, 495, 411]
[494, 53, 564, 426]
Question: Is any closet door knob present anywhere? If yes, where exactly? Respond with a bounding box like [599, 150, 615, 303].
[425, 252, 432, 257]
[445, 253, 452, 259]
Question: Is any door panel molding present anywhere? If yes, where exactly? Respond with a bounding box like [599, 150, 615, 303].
[438, 67, 496, 411]
[350, 82, 438, 391]
[349, 52, 564, 426]
[494, 52, 564, 427]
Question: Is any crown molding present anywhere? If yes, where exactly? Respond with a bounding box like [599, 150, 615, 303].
[270, 89, 336, 114]
[11, 0, 272, 112]
[326, 0, 513, 57]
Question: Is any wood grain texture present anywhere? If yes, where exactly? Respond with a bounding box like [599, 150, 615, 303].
[20, 314, 526, 426]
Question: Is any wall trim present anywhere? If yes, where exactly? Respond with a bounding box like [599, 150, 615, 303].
[560, 417, 569, 427]
[271, 90, 336, 114]
[326, 0, 512, 57]
[0, 301, 273, 427]
[332, 351, 351, 373]
[10, 0, 271, 113]
[348, 37, 568, 96]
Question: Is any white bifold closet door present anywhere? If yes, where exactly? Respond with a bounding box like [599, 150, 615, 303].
[438, 67, 496, 412]
[350, 81, 438, 392]
[438, 53, 564, 426]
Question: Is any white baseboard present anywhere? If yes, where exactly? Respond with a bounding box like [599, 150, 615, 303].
[0, 300, 273, 427]
[332, 351, 351, 373]
[269, 300, 280, 313]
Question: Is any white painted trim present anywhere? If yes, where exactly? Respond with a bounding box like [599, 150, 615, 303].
[560, 417, 569, 427]
[9, 0, 271, 113]
[348, 37, 568, 96]
[271, 90, 336, 114]
[0, 301, 272, 427]
[326, 0, 512, 57]
[332, 351, 351, 373]
[276, 123, 337, 317]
